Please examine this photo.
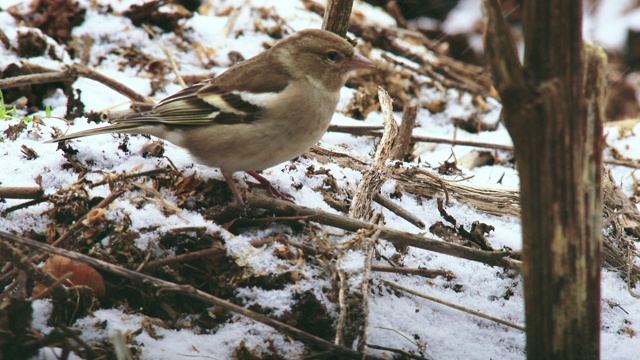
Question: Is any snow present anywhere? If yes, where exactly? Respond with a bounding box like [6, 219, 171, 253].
[1, 0, 639, 359]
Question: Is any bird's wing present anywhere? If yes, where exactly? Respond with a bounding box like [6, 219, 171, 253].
[115, 56, 292, 126]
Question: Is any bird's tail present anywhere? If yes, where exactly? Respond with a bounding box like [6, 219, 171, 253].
[45, 123, 146, 143]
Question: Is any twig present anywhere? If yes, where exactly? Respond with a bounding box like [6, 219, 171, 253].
[0, 27, 10, 49]
[50, 189, 126, 248]
[69, 64, 154, 104]
[337, 87, 398, 352]
[249, 234, 329, 256]
[371, 266, 454, 279]
[0, 63, 154, 104]
[131, 182, 183, 216]
[163, 45, 187, 88]
[0, 70, 70, 89]
[321, 0, 354, 37]
[110, 329, 134, 360]
[382, 280, 525, 331]
[0, 231, 376, 360]
[328, 125, 514, 151]
[411, 135, 513, 151]
[0, 240, 67, 301]
[221, 1, 247, 38]
[350, 87, 398, 220]
[328, 125, 383, 134]
[392, 105, 418, 161]
[374, 193, 425, 229]
[311, 146, 519, 217]
[246, 193, 522, 271]
[142, 23, 186, 88]
[378, 52, 492, 98]
[366, 344, 431, 360]
[141, 246, 226, 270]
[0, 187, 44, 199]
[89, 168, 171, 188]
[604, 159, 640, 169]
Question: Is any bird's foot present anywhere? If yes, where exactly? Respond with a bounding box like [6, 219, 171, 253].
[246, 171, 295, 203]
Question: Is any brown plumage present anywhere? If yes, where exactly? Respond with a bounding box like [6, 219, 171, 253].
[48, 29, 375, 204]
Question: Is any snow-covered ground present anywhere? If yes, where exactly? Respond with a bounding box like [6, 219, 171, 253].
[1, 0, 639, 359]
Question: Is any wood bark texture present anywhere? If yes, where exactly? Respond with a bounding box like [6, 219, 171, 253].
[321, 0, 354, 37]
[482, 0, 605, 358]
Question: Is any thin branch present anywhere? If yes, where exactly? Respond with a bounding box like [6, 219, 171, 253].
[392, 105, 418, 161]
[311, 147, 517, 217]
[382, 280, 525, 331]
[371, 266, 454, 279]
[0, 231, 375, 360]
[141, 246, 226, 270]
[366, 344, 430, 360]
[69, 64, 154, 104]
[0, 63, 154, 104]
[0, 70, 71, 89]
[0, 187, 44, 199]
[0, 240, 67, 300]
[50, 189, 126, 248]
[328, 125, 514, 151]
[374, 193, 425, 229]
[321, 0, 354, 37]
[246, 193, 522, 271]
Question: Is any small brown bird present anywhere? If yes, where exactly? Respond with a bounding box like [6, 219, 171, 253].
[48, 29, 375, 204]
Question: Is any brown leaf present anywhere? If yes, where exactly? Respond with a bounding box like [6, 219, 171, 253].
[34, 255, 106, 298]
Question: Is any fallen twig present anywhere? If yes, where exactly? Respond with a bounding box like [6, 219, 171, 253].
[246, 194, 521, 271]
[371, 265, 454, 279]
[311, 146, 517, 216]
[382, 280, 525, 331]
[140, 246, 226, 270]
[366, 343, 431, 360]
[0, 231, 376, 360]
[50, 189, 126, 248]
[0, 63, 154, 104]
[374, 192, 425, 229]
[0, 186, 44, 199]
[328, 125, 513, 151]
[391, 105, 418, 161]
[336, 87, 398, 351]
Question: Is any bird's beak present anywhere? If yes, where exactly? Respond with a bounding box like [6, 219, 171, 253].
[345, 54, 376, 71]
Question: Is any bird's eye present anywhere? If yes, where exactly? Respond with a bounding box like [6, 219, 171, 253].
[324, 51, 341, 62]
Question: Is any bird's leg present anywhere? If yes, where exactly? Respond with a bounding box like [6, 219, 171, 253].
[246, 170, 295, 202]
[222, 171, 246, 206]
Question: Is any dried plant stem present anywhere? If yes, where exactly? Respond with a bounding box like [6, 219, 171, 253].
[321, 0, 354, 37]
[0, 231, 371, 360]
[371, 266, 454, 279]
[366, 344, 429, 360]
[0, 187, 43, 199]
[329, 125, 513, 151]
[374, 193, 425, 229]
[0, 241, 67, 301]
[247, 193, 522, 271]
[1, 197, 50, 215]
[391, 105, 418, 161]
[382, 280, 525, 331]
[50, 189, 126, 248]
[329, 126, 639, 169]
[311, 146, 519, 217]
[336, 87, 398, 352]
[0, 63, 154, 104]
[141, 246, 226, 270]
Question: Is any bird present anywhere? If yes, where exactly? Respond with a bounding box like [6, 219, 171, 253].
[48, 29, 375, 205]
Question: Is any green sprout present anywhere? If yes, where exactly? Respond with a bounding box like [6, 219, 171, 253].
[0, 90, 52, 123]
[0, 90, 17, 120]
